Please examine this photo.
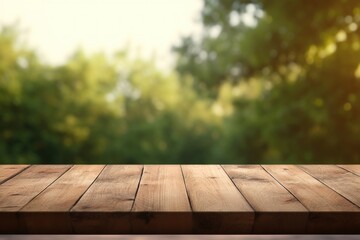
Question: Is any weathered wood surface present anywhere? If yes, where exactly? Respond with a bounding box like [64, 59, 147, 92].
[182, 165, 253, 233]
[0, 165, 29, 184]
[0, 164, 359, 234]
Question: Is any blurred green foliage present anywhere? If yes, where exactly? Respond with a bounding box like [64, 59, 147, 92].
[174, 0, 360, 163]
[1, 0, 360, 164]
[0, 25, 221, 164]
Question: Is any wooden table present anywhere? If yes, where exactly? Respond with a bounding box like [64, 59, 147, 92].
[0, 164, 359, 234]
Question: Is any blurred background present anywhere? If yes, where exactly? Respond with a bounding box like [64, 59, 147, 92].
[0, 0, 360, 164]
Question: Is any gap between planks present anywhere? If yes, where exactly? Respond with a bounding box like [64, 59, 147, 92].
[299, 165, 360, 208]
[129, 165, 144, 212]
[18, 165, 74, 212]
[68, 165, 107, 212]
[0, 165, 31, 184]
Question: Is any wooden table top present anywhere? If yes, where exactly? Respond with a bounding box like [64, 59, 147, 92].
[0, 164, 359, 234]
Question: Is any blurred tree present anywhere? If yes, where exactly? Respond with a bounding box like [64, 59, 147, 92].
[174, 0, 360, 92]
[174, 0, 360, 163]
[0, 25, 221, 164]
[2, 0, 360, 164]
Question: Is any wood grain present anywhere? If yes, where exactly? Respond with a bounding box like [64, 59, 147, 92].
[19, 165, 104, 233]
[132, 165, 191, 233]
[0, 165, 71, 233]
[223, 165, 308, 233]
[71, 165, 143, 233]
[182, 165, 254, 233]
[300, 165, 360, 207]
[0, 165, 29, 184]
[0, 164, 359, 234]
[264, 165, 360, 233]
[338, 165, 360, 176]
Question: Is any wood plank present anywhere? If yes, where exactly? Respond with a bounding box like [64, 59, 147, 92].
[0, 164, 359, 234]
[71, 165, 143, 234]
[131, 165, 191, 234]
[338, 165, 360, 177]
[0, 165, 29, 184]
[0, 165, 71, 233]
[182, 165, 254, 233]
[222, 165, 308, 233]
[19, 165, 104, 233]
[263, 165, 360, 234]
[300, 165, 360, 207]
